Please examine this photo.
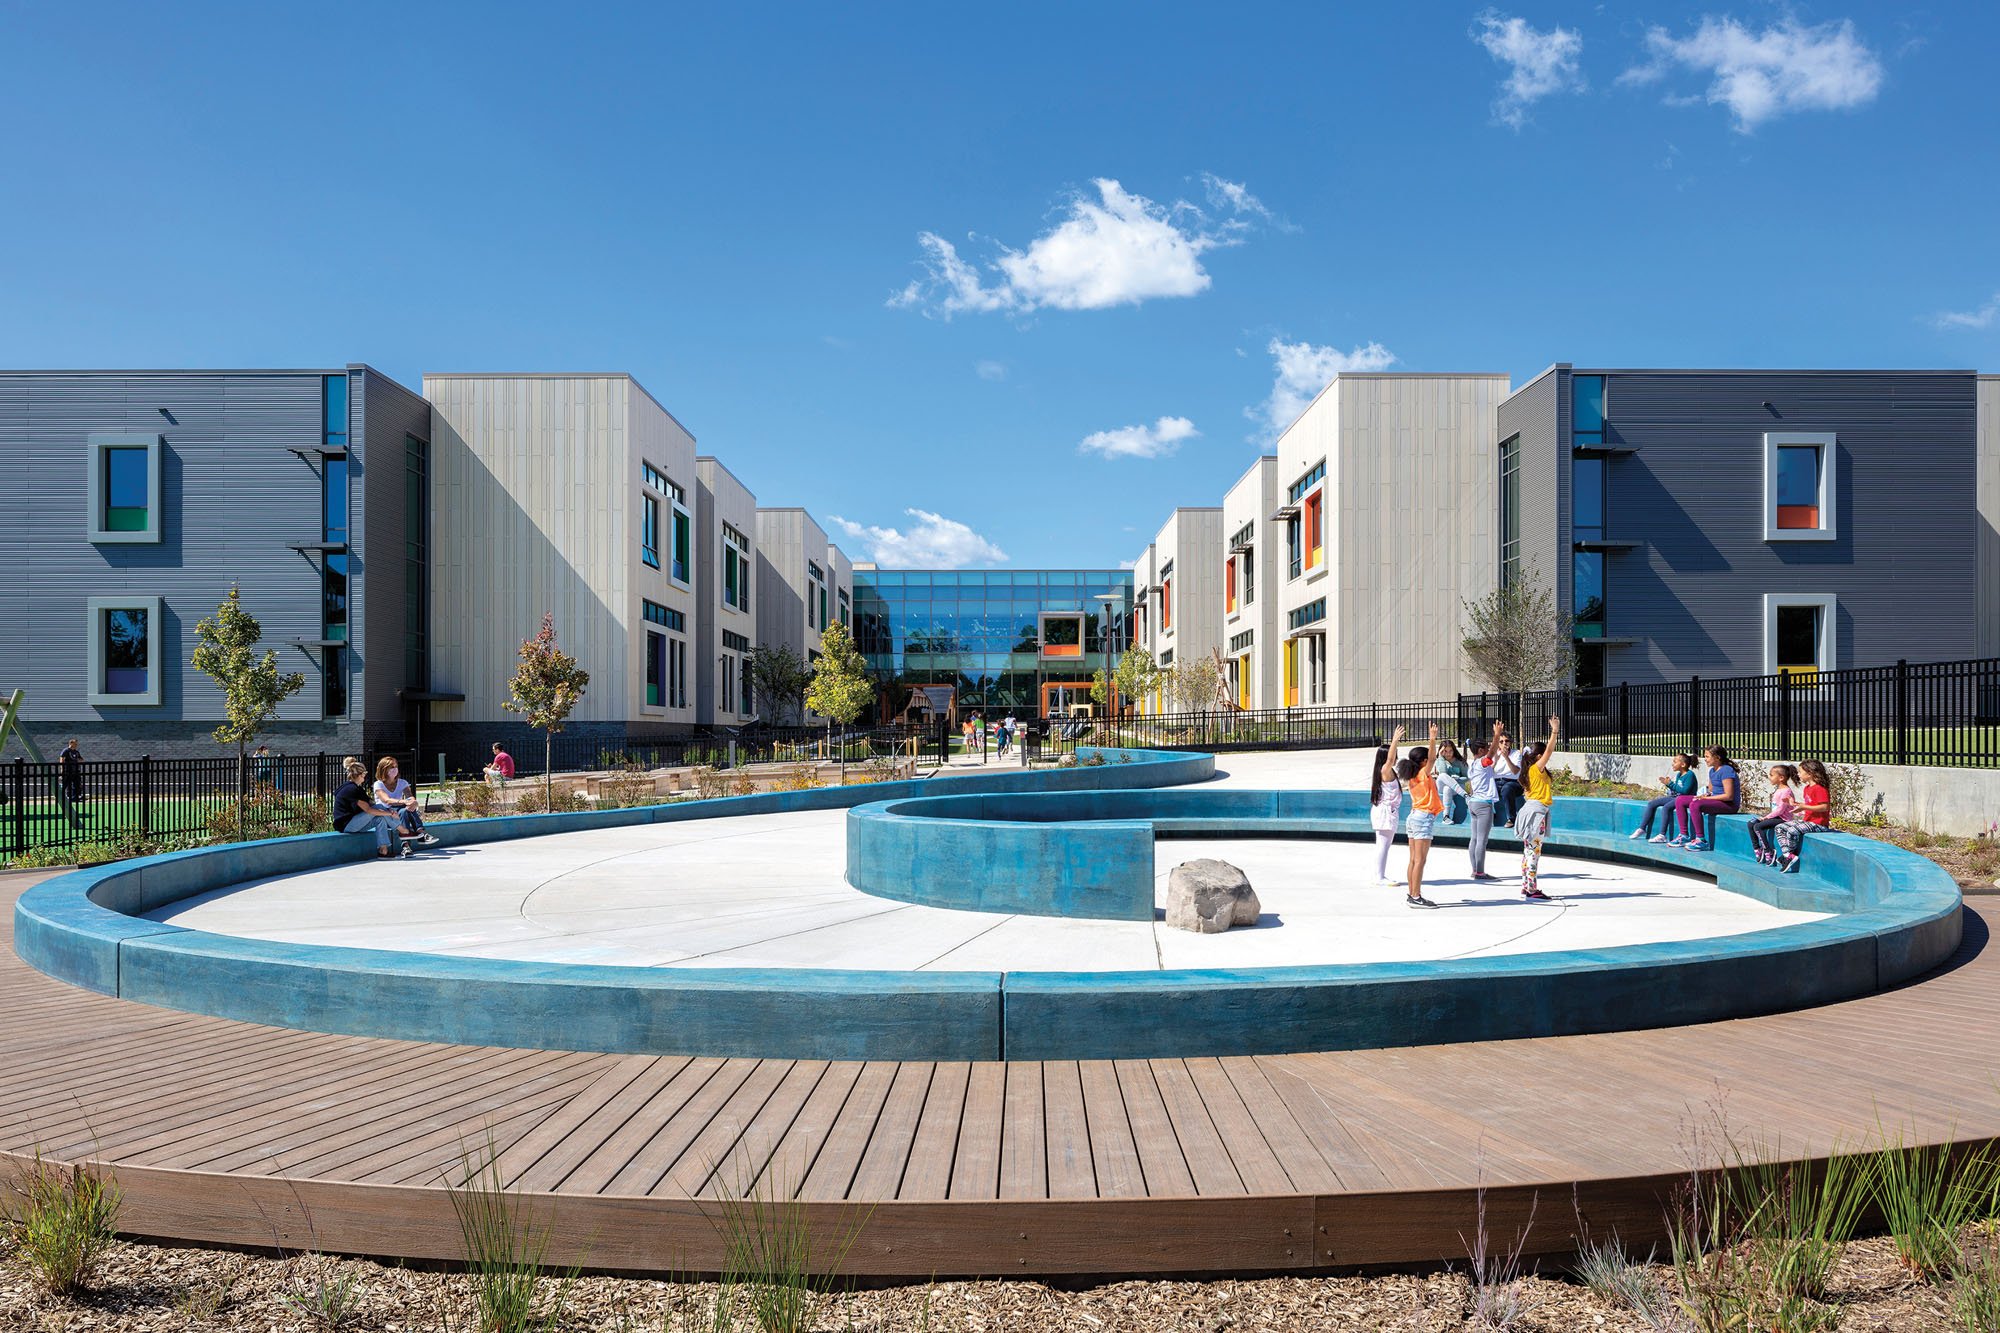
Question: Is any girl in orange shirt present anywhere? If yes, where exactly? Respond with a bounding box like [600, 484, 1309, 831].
[1398, 721, 1446, 909]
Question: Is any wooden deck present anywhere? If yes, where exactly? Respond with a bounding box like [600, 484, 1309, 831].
[3, 873, 1995, 1275]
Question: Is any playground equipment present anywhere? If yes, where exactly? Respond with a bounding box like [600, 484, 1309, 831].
[0, 690, 91, 831]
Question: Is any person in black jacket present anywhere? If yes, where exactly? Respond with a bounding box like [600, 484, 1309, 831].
[59, 738, 85, 808]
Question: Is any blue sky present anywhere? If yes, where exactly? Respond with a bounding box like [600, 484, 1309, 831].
[3, 1, 1994, 568]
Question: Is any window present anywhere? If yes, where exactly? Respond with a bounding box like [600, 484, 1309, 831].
[838, 586, 850, 628]
[722, 525, 750, 611]
[323, 553, 349, 642]
[87, 597, 161, 705]
[1283, 639, 1299, 707]
[1160, 577, 1173, 630]
[807, 561, 826, 630]
[87, 433, 162, 543]
[1039, 612, 1083, 659]
[1286, 460, 1325, 504]
[1499, 434, 1522, 588]
[323, 374, 349, 450]
[404, 435, 429, 689]
[323, 647, 348, 717]
[1287, 598, 1326, 632]
[641, 494, 661, 568]
[1230, 522, 1256, 606]
[1571, 375, 1605, 446]
[322, 456, 348, 546]
[1305, 634, 1326, 704]
[670, 637, 688, 708]
[643, 462, 669, 493]
[1763, 593, 1836, 682]
[1573, 550, 1605, 638]
[1286, 514, 1302, 580]
[1243, 549, 1254, 605]
[1575, 642, 1607, 691]
[671, 500, 692, 584]
[642, 599, 685, 631]
[1229, 628, 1254, 653]
[1764, 433, 1836, 541]
[1225, 557, 1237, 613]
[722, 653, 737, 713]
[646, 631, 666, 707]
[1572, 454, 1605, 545]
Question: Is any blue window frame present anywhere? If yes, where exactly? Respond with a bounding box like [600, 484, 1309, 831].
[102, 608, 149, 695]
[102, 448, 149, 532]
[1571, 375, 1605, 444]
[642, 494, 660, 569]
[323, 375, 348, 450]
[1573, 550, 1605, 637]
[323, 456, 348, 546]
[1572, 454, 1604, 544]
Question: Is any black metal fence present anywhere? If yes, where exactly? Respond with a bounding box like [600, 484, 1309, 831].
[4, 722, 959, 860]
[1044, 656, 2000, 771]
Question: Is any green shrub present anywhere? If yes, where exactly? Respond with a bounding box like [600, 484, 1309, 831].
[445, 780, 500, 819]
[448, 1145, 572, 1333]
[2, 1154, 122, 1297]
[1725, 1145, 1871, 1300]
[1955, 1230, 2000, 1332]
[206, 789, 331, 842]
[513, 786, 588, 815]
[1874, 1138, 1997, 1281]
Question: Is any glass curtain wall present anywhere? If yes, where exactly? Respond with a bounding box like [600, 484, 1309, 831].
[853, 570, 1135, 717]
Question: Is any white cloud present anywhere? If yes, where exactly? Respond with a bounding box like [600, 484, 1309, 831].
[1078, 415, 1199, 461]
[829, 509, 1008, 568]
[974, 359, 1007, 381]
[889, 176, 1274, 318]
[1622, 16, 1883, 132]
[1933, 293, 2000, 331]
[1473, 11, 1586, 129]
[1251, 338, 1398, 437]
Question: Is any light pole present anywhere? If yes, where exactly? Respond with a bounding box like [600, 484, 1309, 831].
[1093, 591, 1124, 726]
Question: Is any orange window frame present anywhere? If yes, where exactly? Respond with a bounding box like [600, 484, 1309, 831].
[1304, 491, 1323, 569]
[1225, 558, 1237, 613]
[1161, 578, 1173, 629]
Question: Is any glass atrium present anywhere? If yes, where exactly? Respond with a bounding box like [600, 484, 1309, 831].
[852, 569, 1135, 717]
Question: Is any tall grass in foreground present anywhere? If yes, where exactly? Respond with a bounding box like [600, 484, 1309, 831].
[1873, 1135, 1998, 1281]
[446, 1142, 575, 1333]
[1724, 1141, 1873, 1301]
[0, 1152, 122, 1296]
[710, 1170, 870, 1333]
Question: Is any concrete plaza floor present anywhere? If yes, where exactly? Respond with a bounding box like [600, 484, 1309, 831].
[151, 751, 1824, 972]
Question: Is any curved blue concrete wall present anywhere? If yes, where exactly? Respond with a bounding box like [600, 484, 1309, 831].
[13, 755, 1961, 1062]
[12, 748, 1209, 1062]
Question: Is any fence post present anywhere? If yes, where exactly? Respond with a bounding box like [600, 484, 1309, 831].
[1895, 659, 1910, 766]
[1688, 677, 1701, 753]
[1778, 671, 1793, 760]
[9, 758, 23, 860]
[317, 753, 329, 802]
[140, 755, 153, 839]
[1618, 682, 1630, 754]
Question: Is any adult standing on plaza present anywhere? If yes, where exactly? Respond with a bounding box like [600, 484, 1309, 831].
[58, 738, 85, 808]
[1488, 720, 1524, 824]
[1463, 736, 1500, 881]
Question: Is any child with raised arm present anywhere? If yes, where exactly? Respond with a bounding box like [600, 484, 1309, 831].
[1514, 715, 1561, 902]
[1398, 722, 1445, 909]
[1369, 726, 1406, 890]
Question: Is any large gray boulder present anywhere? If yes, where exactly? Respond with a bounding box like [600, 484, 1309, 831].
[1166, 859, 1260, 934]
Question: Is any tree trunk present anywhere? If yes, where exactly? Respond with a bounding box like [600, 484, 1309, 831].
[236, 738, 248, 842]
[543, 732, 553, 809]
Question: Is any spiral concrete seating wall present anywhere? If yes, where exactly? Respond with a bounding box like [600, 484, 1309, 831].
[14, 747, 1961, 1063]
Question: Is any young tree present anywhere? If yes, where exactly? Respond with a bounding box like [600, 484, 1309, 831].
[1461, 575, 1577, 695]
[190, 586, 306, 838]
[745, 643, 811, 725]
[1110, 647, 1160, 716]
[803, 622, 875, 782]
[1166, 654, 1223, 715]
[502, 613, 591, 807]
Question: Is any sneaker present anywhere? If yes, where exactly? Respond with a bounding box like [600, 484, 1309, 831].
[1780, 854, 1800, 874]
[400, 844, 415, 858]
[1405, 894, 1439, 909]
[1522, 887, 1553, 901]
[1649, 834, 1670, 844]
[417, 833, 440, 847]
[1668, 835, 1687, 847]
[1375, 877, 1401, 888]
[1629, 829, 1647, 839]
[1685, 839, 1709, 852]
[1469, 872, 1497, 881]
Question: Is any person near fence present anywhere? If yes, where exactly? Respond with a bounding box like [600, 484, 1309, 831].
[1369, 726, 1407, 893]
[1463, 737, 1500, 880]
[372, 756, 437, 849]
[1633, 753, 1698, 842]
[1773, 760, 1832, 873]
[1435, 740, 1469, 824]
[252, 743, 277, 791]
[1399, 722, 1446, 909]
[1747, 764, 1800, 865]
[1514, 716, 1560, 901]
[58, 738, 85, 809]
[1673, 746, 1739, 850]
[333, 757, 408, 859]
[1488, 722, 1524, 824]
[484, 742, 515, 786]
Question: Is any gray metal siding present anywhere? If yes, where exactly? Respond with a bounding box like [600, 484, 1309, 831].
[0, 368, 422, 755]
[1498, 371, 1562, 601]
[355, 366, 431, 740]
[1597, 372, 1978, 682]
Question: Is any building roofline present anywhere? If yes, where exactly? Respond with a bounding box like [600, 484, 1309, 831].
[0, 367, 358, 377]
[422, 371, 696, 442]
[694, 455, 755, 493]
[1222, 454, 1278, 496]
[1273, 371, 1511, 441]
[854, 567, 1135, 575]
[1565, 367, 1979, 376]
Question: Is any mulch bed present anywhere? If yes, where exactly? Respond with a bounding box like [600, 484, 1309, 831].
[0, 1234, 1975, 1331]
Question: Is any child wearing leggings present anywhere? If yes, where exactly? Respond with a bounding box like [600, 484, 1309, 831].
[1673, 746, 1739, 850]
[1369, 726, 1406, 888]
[1747, 764, 1799, 865]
